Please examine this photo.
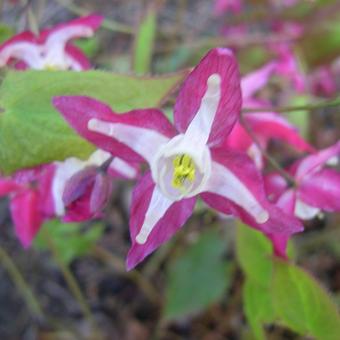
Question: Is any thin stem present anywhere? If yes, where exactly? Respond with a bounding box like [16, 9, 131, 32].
[93, 245, 161, 305]
[240, 115, 296, 186]
[0, 245, 44, 320]
[243, 98, 340, 114]
[56, 0, 133, 34]
[42, 229, 94, 324]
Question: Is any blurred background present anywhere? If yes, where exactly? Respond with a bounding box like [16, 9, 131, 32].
[0, 0, 339, 339]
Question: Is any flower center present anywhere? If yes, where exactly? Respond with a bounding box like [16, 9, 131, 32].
[172, 154, 196, 190]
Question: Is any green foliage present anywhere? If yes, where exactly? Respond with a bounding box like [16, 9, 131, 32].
[236, 223, 273, 286]
[272, 259, 340, 340]
[0, 70, 184, 175]
[284, 95, 310, 138]
[34, 220, 104, 265]
[237, 223, 340, 340]
[164, 230, 231, 319]
[243, 279, 276, 340]
[0, 24, 14, 44]
[73, 37, 100, 58]
[133, 6, 157, 74]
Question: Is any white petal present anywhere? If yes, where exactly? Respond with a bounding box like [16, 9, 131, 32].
[184, 73, 221, 145]
[45, 25, 93, 50]
[109, 158, 137, 179]
[52, 149, 111, 215]
[204, 161, 269, 223]
[88, 119, 169, 164]
[0, 42, 43, 68]
[136, 187, 174, 244]
[52, 158, 87, 216]
[294, 199, 320, 220]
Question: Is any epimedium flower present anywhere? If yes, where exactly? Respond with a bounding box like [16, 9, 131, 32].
[0, 150, 137, 247]
[0, 14, 103, 71]
[265, 141, 340, 221]
[226, 62, 314, 168]
[213, 0, 243, 16]
[53, 48, 303, 269]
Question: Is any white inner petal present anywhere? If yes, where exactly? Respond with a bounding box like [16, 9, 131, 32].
[184, 73, 221, 145]
[0, 42, 43, 68]
[45, 26, 93, 50]
[294, 199, 320, 220]
[88, 119, 169, 164]
[205, 161, 269, 224]
[52, 149, 111, 216]
[109, 158, 137, 179]
[136, 186, 174, 244]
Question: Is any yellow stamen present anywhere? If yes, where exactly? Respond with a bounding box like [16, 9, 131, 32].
[44, 64, 59, 71]
[172, 154, 196, 189]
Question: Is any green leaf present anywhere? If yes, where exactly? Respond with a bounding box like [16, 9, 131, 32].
[164, 230, 230, 319]
[133, 6, 157, 74]
[284, 95, 310, 139]
[34, 220, 104, 265]
[272, 259, 340, 340]
[236, 223, 273, 286]
[243, 278, 276, 340]
[0, 70, 184, 175]
[0, 24, 14, 44]
[73, 37, 99, 58]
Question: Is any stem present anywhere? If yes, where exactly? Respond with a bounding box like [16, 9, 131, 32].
[42, 229, 94, 324]
[56, 0, 133, 34]
[243, 98, 340, 114]
[93, 245, 161, 305]
[0, 246, 44, 320]
[240, 115, 296, 186]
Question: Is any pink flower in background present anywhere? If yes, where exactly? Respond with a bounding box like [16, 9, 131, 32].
[0, 165, 55, 247]
[0, 14, 103, 70]
[213, 0, 243, 16]
[53, 48, 303, 269]
[265, 141, 340, 220]
[226, 62, 313, 168]
[0, 150, 137, 247]
[310, 66, 337, 98]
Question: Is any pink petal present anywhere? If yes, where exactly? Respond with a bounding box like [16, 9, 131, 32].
[0, 178, 20, 196]
[53, 96, 176, 163]
[241, 61, 277, 100]
[126, 172, 196, 270]
[65, 44, 91, 70]
[293, 141, 340, 181]
[264, 173, 288, 202]
[10, 190, 43, 247]
[299, 169, 340, 212]
[244, 112, 314, 153]
[266, 233, 289, 259]
[203, 148, 270, 224]
[174, 48, 242, 147]
[223, 121, 252, 151]
[201, 148, 303, 235]
[89, 173, 113, 214]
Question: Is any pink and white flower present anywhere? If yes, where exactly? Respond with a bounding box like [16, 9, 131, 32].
[0, 150, 137, 247]
[226, 62, 313, 168]
[0, 14, 103, 71]
[213, 0, 243, 16]
[265, 141, 340, 220]
[53, 48, 303, 269]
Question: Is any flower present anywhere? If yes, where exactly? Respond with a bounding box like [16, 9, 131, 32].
[213, 0, 243, 16]
[0, 14, 103, 70]
[226, 62, 314, 168]
[265, 141, 340, 220]
[0, 165, 55, 247]
[53, 48, 303, 269]
[0, 150, 137, 247]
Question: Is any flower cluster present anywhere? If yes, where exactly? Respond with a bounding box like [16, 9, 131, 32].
[1, 14, 339, 271]
[52, 47, 338, 270]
